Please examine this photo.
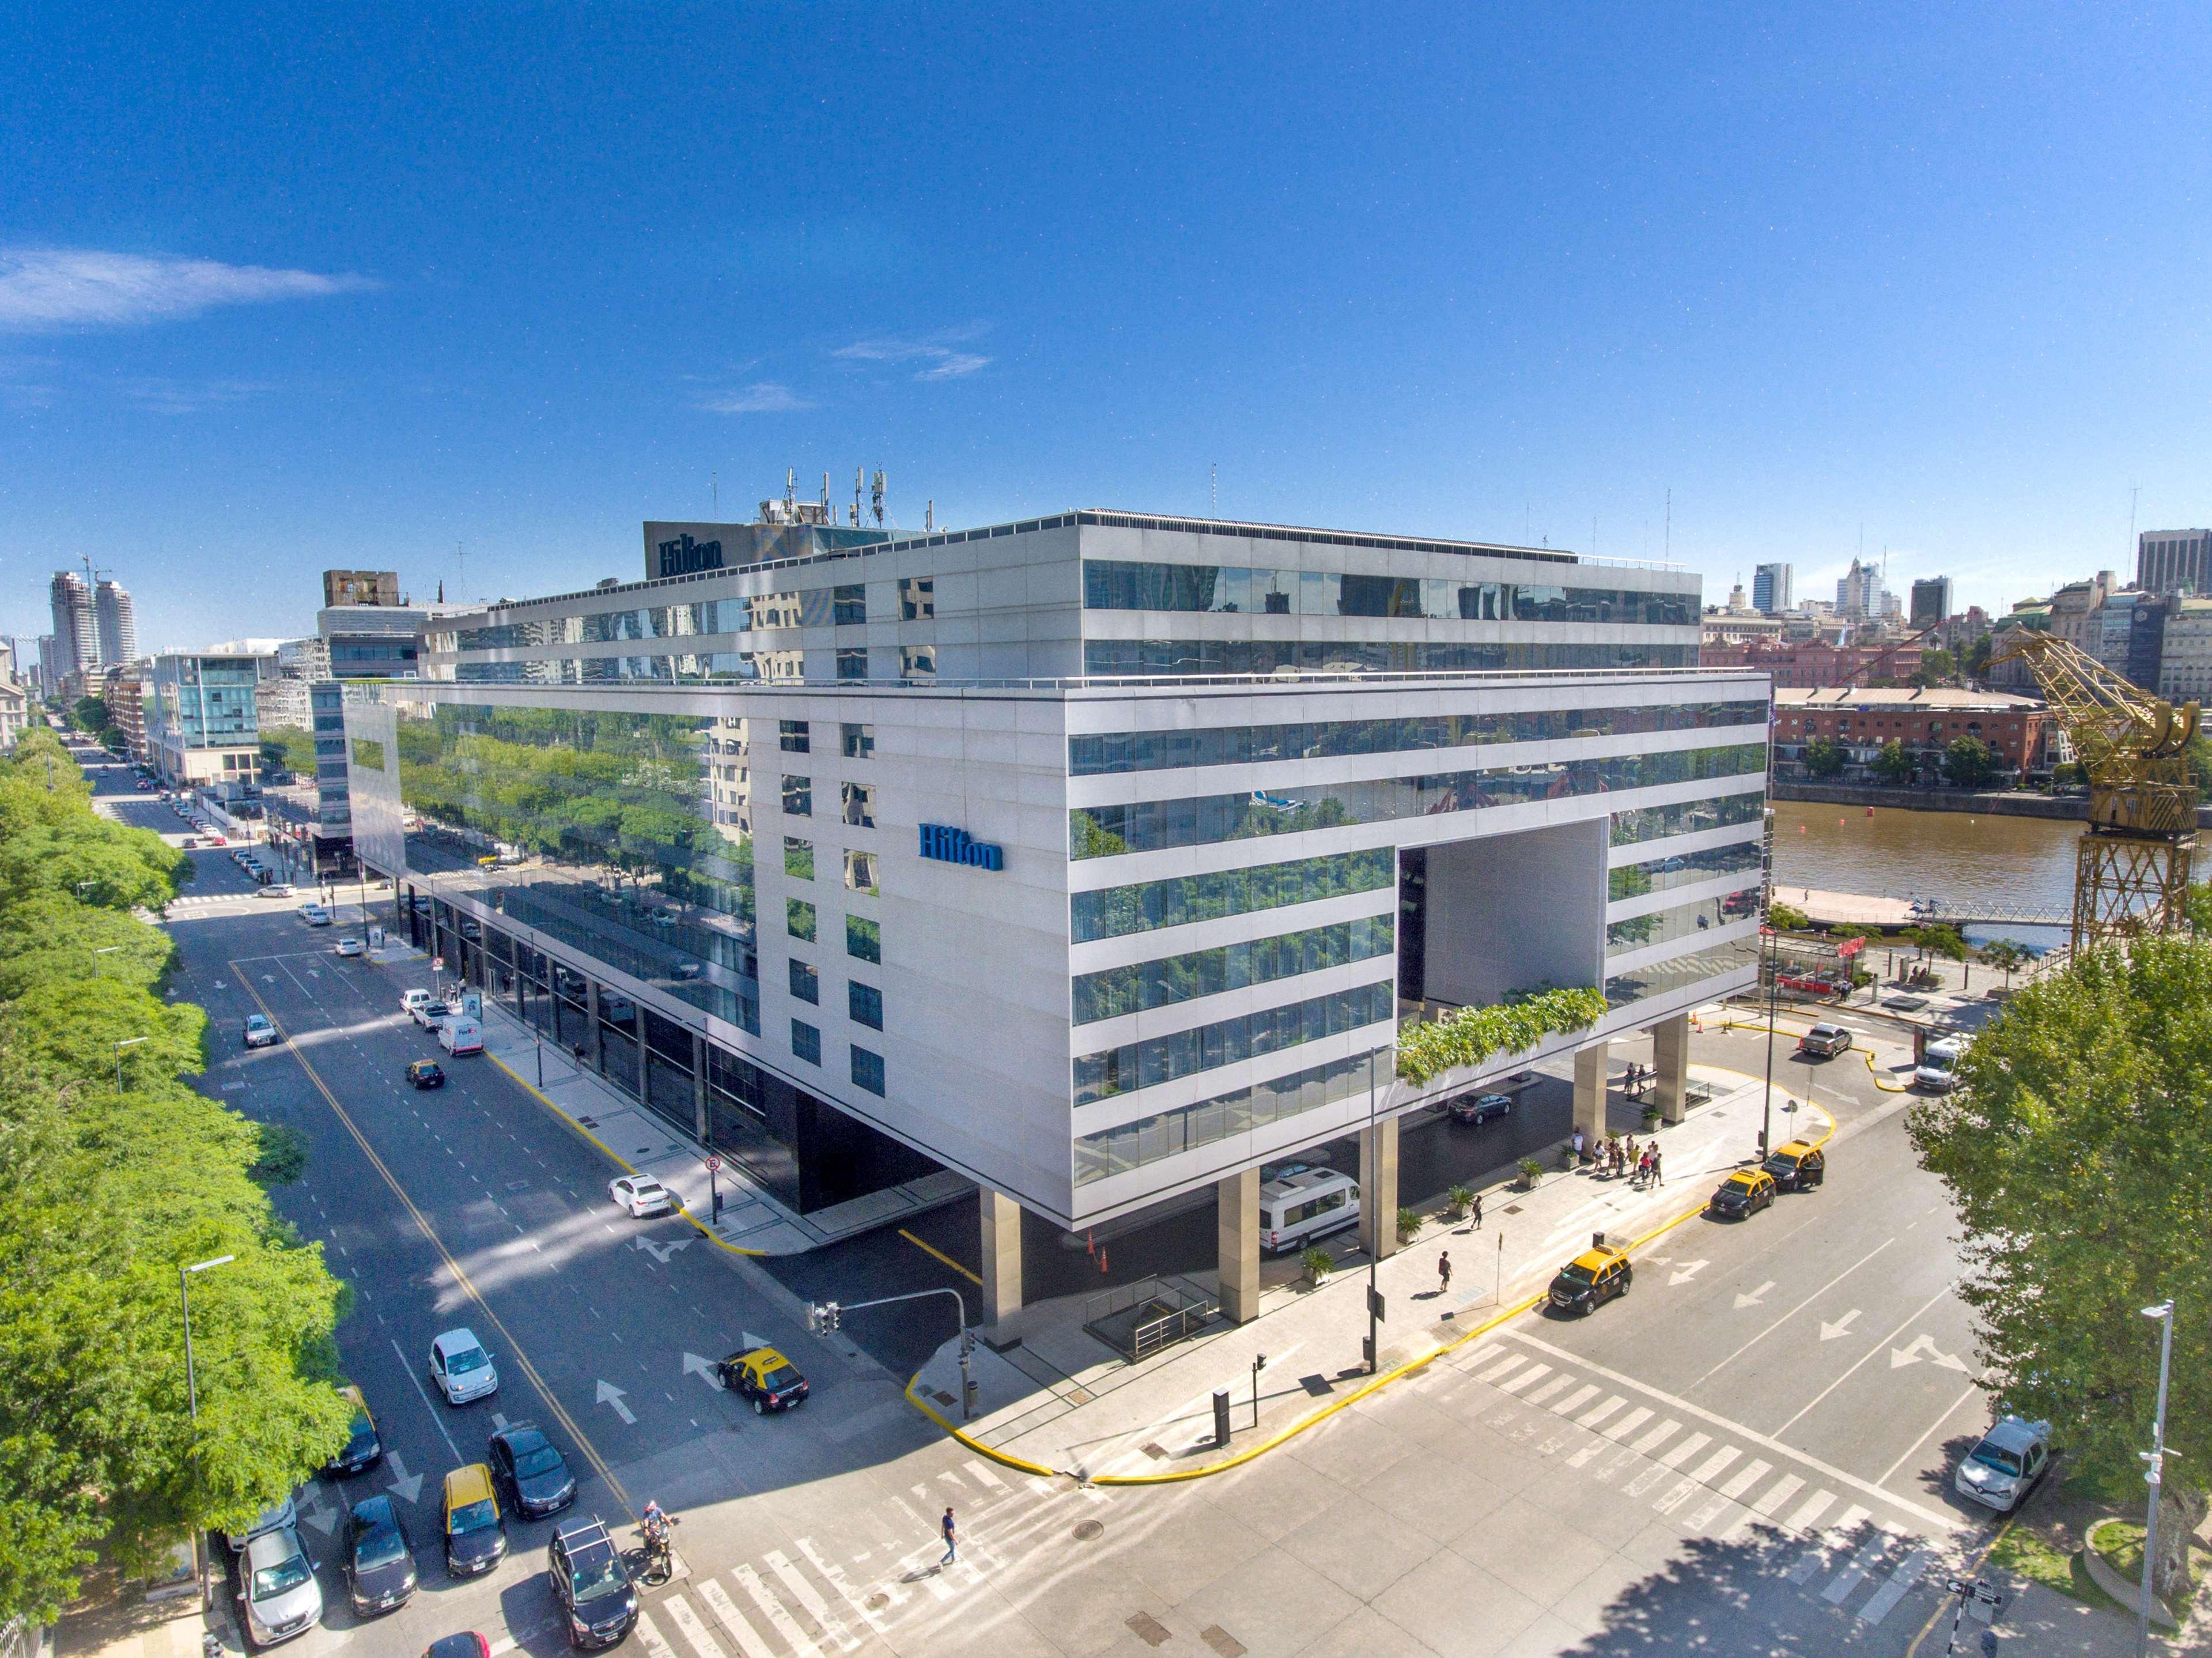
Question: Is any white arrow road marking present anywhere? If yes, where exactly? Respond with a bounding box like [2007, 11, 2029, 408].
[261, 974, 276, 984]
[1890, 1333, 1971, 1372]
[632, 1236, 693, 1264]
[1734, 1281, 1777, 1309]
[683, 1353, 725, 1389]
[741, 1330, 771, 1352]
[308, 969, 321, 978]
[297, 1492, 338, 1535]
[1821, 1309, 1864, 1341]
[596, 1379, 636, 1424]
[385, 1450, 423, 1505]
[213, 980, 226, 989]
[1668, 1260, 1710, 1286]
[491, 1412, 510, 1430]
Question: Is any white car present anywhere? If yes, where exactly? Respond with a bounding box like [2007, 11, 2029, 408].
[225, 1491, 299, 1552]
[610, 1174, 675, 1218]
[399, 989, 432, 1018]
[428, 1328, 498, 1404]
[258, 883, 296, 900]
[300, 905, 333, 927]
[243, 1014, 281, 1049]
[334, 937, 365, 958]
[1955, 1415, 2051, 1512]
[237, 1523, 323, 1647]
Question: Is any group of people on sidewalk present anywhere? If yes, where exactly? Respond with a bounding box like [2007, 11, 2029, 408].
[1569, 1127, 1663, 1188]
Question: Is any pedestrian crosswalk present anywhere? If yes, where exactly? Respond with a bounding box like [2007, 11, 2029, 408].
[1413, 1343, 1946, 1626]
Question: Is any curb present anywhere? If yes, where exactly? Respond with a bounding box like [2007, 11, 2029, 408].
[1708, 1015, 1915, 1094]
[900, 1100, 1837, 1486]
[482, 1050, 767, 1257]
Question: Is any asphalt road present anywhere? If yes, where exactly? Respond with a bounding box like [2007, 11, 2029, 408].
[90, 746, 2007, 1657]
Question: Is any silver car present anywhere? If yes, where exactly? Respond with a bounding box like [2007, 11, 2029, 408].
[237, 1523, 323, 1646]
[1954, 1414, 2051, 1512]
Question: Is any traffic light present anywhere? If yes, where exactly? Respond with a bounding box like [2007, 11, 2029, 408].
[825, 1301, 841, 1331]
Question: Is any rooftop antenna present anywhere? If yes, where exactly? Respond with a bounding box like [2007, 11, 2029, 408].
[927, 500, 935, 531]
[871, 469, 886, 528]
[821, 471, 831, 516]
[853, 467, 864, 528]
[1211, 463, 1217, 516]
[785, 468, 797, 515]
[711, 470, 718, 517]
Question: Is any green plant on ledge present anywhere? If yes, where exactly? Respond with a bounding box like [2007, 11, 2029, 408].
[1300, 1245, 1334, 1285]
[1517, 1155, 1545, 1189]
[1396, 1206, 1420, 1243]
[1395, 985, 1609, 1085]
[1445, 1183, 1473, 1219]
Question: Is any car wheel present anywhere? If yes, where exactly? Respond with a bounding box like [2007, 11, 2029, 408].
[753, 1398, 765, 1416]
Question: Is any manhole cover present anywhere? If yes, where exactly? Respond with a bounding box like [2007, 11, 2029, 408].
[865, 1592, 889, 1611]
[1073, 1520, 1104, 1542]
[1504, 1204, 1523, 1214]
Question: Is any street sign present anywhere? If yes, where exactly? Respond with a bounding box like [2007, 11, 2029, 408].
[433, 956, 445, 970]
[705, 1156, 721, 1173]
[1367, 1285, 1385, 1322]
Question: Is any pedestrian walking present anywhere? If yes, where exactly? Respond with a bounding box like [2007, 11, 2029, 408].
[1438, 1251, 1451, 1297]
[940, 1506, 956, 1566]
[1651, 1149, 1663, 1187]
[1571, 1127, 1586, 1163]
[1470, 1192, 1483, 1229]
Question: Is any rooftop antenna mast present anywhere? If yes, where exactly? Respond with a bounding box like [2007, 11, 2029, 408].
[853, 467, 864, 527]
[711, 470, 718, 516]
[871, 470, 886, 528]
[785, 468, 797, 516]
[1211, 463, 1217, 515]
[821, 472, 831, 518]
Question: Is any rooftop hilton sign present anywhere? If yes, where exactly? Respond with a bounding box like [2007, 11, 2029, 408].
[655, 533, 726, 577]
[918, 824, 1004, 871]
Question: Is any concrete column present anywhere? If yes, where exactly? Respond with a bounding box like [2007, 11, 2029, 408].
[1357, 1115, 1401, 1260]
[980, 1188, 1023, 1328]
[691, 1031, 710, 1143]
[1573, 1040, 1611, 1146]
[584, 979, 603, 1075]
[1218, 1168, 1261, 1325]
[1652, 1013, 1691, 1125]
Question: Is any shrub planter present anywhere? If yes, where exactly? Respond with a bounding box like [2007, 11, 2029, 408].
[1396, 1207, 1420, 1245]
[2083, 1520, 2182, 1629]
[1517, 1157, 1545, 1191]
[1301, 1245, 1335, 1289]
[1445, 1184, 1473, 1221]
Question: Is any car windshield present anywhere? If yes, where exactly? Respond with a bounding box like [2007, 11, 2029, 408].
[447, 1345, 487, 1373]
[569, 1546, 629, 1602]
[355, 1525, 408, 1568]
[1764, 1153, 1799, 1172]
[449, 1498, 498, 1534]
[345, 1414, 376, 1451]
[1556, 1264, 1596, 1286]
[1971, 1443, 2024, 1476]
[252, 1555, 312, 1598]
[758, 1365, 801, 1391]
[515, 1444, 564, 1478]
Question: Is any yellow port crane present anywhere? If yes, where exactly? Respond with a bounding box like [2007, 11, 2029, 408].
[1988, 629, 2202, 948]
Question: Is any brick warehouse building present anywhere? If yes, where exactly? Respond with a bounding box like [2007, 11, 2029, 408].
[1774, 687, 2054, 784]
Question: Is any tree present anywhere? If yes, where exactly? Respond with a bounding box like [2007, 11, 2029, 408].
[1909, 935, 2212, 1605]
[1803, 737, 1846, 779]
[1907, 923, 1968, 962]
[70, 696, 109, 734]
[1767, 901, 1811, 931]
[258, 726, 317, 778]
[1908, 646, 1956, 690]
[1964, 633, 1995, 678]
[2185, 734, 2212, 798]
[1943, 735, 1999, 789]
[1871, 739, 1915, 785]
[1978, 938, 2027, 989]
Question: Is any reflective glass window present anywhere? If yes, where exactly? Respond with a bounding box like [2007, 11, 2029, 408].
[832, 584, 867, 626]
[788, 959, 819, 1003]
[1072, 913, 1394, 1024]
[849, 981, 883, 1030]
[846, 914, 880, 963]
[841, 781, 875, 829]
[850, 1045, 884, 1096]
[844, 848, 878, 895]
[842, 723, 875, 759]
[1072, 977, 1393, 1105]
[1608, 837, 1765, 901]
[899, 577, 935, 621]
[783, 837, 814, 881]
[792, 1020, 820, 1064]
[781, 775, 811, 816]
[779, 720, 810, 753]
[787, 898, 816, 942]
[836, 647, 868, 681]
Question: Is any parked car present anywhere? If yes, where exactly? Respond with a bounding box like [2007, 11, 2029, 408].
[334, 937, 365, 957]
[1707, 1168, 1778, 1220]
[609, 1174, 674, 1218]
[1548, 1239, 1633, 1315]
[243, 1013, 281, 1048]
[1797, 1022, 1854, 1058]
[342, 1494, 418, 1617]
[324, 1385, 383, 1476]
[300, 905, 333, 927]
[225, 1491, 299, 1552]
[547, 1519, 638, 1649]
[237, 1523, 323, 1648]
[429, 1328, 499, 1404]
[1447, 1091, 1513, 1126]
[1954, 1415, 2052, 1512]
[1762, 1140, 1828, 1192]
[487, 1423, 577, 1519]
[258, 883, 296, 900]
[399, 988, 432, 1018]
[1257, 1169, 1360, 1254]
[441, 1464, 509, 1577]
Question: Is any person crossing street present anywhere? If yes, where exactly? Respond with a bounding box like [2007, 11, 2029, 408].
[940, 1506, 956, 1566]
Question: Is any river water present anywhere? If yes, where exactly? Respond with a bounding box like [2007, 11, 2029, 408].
[1768, 800, 2079, 950]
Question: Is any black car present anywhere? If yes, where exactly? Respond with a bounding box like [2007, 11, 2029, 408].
[1447, 1092, 1513, 1126]
[488, 1423, 577, 1520]
[1547, 1244, 1632, 1315]
[1763, 1142, 1828, 1192]
[406, 1060, 446, 1090]
[547, 1520, 638, 1649]
[342, 1495, 418, 1617]
[324, 1387, 383, 1476]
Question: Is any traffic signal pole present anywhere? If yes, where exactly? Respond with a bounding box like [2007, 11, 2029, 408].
[810, 1287, 976, 1419]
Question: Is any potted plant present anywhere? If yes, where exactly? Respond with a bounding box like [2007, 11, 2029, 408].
[1445, 1183, 1473, 1221]
[1517, 1155, 1545, 1191]
[1396, 1206, 1420, 1245]
[1642, 1104, 1663, 1131]
[1300, 1245, 1334, 1287]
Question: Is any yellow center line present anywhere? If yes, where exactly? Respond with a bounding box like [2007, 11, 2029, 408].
[898, 1228, 982, 1287]
[228, 962, 633, 1517]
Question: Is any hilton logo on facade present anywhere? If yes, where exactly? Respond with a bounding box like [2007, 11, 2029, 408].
[656, 534, 726, 577]
[918, 824, 1004, 872]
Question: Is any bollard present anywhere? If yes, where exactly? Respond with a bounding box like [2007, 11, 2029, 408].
[1213, 1389, 1231, 1448]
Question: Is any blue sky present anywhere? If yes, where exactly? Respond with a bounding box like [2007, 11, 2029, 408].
[3, 2, 2209, 650]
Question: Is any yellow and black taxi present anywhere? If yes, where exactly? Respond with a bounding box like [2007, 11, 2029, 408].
[1763, 1139, 1827, 1192]
[1708, 1168, 1778, 1220]
[323, 1384, 384, 1476]
[405, 1059, 445, 1090]
[1548, 1238, 1632, 1315]
[714, 1346, 810, 1415]
[441, 1464, 508, 1576]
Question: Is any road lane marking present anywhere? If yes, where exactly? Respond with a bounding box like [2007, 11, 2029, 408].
[1496, 1362, 1552, 1394]
[1687, 1238, 1898, 1390]
[390, 1338, 466, 1465]
[661, 1591, 731, 1658]
[1549, 1384, 1602, 1416]
[1526, 1374, 1576, 1406]
[1659, 1432, 1713, 1470]
[1786, 1490, 1837, 1532]
[1752, 1474, 1806, 1516]
[229, 959, 633, 1516]
[1771, 1283, 1963, 1437]
[1877, 1382, 1984, 1486]
[1719, 1457, 1772, 1500]
[1858, 1544, 1934, 1624]
[694, 1579, 777, 1658]
[1470, 1353, 1530, 1384]
[1603, 1406, 1655, 1441]
[796, 1538, 892, 1636]
[734, 1561, 826, 1653]
[1822, 1528, 1896, 1603]
[1576, 1395, 1627, 1430]
[1688, 1445, 1742, 1485]
[633, 1611, 681, 1658]
[765, 1550, 857, 1651]
[1507, 1331, 1964, 1533]
[1631, 1419, 1681, 1455]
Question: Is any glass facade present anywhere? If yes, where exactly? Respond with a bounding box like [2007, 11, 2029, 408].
[1071, 701, 1767, 777]
[849, 981, 882, 1029]
[1072, 848, 1395, 943]
[846, 914, 880, 963]
[1073, 977, 1394, 1105]
[1075, 1047, 1393, 1186]
[1071, 745, 1767, 859]
[1072, 913, 1395, 1025]
[1605, 886, 1763, 955]
[1608, 792, 1767, 848]
[1604, 934, 1760, 1007]
[792, 1020, 820, 1064]
[1082, 638, 1701, 678]
[1083, 560, 1697, 627]
[851, 1045, 884, 1096]
[1608, 838, 1765, 901]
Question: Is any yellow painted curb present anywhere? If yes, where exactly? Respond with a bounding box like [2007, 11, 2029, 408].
[1710, 1017, 1914, 1094]
[899, 1096, 1840, 1488]
[899, 1228, 982, 1287]
[1903, 1509, 2018, 1657]
[483, 1050, 767, 1257]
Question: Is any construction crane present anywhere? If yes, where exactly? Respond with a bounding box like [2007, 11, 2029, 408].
[1987, 629, 2202, 948]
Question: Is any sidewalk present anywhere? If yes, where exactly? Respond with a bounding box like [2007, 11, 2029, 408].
[358, 928, 970, 1255]
[913, 1047, 1829, 1482]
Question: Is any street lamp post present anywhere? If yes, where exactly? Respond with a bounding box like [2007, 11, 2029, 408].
[1366, 1048, 1381, 1376]
[180, 1254, 236, 1609]
[1760, 923, 1779, 1159]
[2138, 1300, 2176, 1657]
[115, 1034, 149, 1091]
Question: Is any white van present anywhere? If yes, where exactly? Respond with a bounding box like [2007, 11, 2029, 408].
[1258, 1169, 1361, 1254]
[437, 1016, 483, 1056]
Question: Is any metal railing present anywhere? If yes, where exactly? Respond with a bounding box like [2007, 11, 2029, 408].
[1081, 1276, 1221, 1363]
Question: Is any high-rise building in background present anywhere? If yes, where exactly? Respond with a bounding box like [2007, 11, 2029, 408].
[1836, 558, 1882, 620]
[2138, 528, 2212, 596]
[48, 571, 96, 682]
[1909, 577, 1954, 628]
[94, 578, 137, 666]
[1752, 562, 1793, 615]
[323, 569, 403, 608]
[35, 635, 61, 696]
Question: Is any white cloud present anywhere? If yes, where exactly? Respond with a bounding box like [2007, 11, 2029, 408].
[833, 327, 992, 382]
[118, 377, 277, 415]
[0, 248, 377, 333]
[695, 382, 814, 414]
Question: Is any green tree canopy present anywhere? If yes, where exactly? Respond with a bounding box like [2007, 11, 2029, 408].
[258, 726, 317, 777]
[1803, 736, 1846, 778]
[70, 696, 109, 734]
[1943, 735, 2000, 788]
[1871, 738, 1915, 785]
[1909, 934, 2212, 1507]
